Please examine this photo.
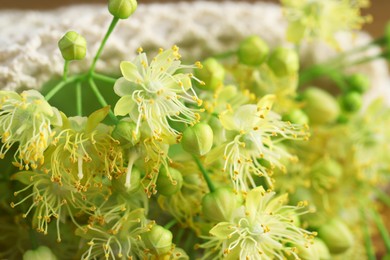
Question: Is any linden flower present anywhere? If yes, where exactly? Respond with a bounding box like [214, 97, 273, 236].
[114, 46, 203, 140]
[47, 107, 123, 183]
[201, 186, 315, 260]
[208, 95, 308, 192]
[0, 90, 61, 169]
[281, 0, 371, 47]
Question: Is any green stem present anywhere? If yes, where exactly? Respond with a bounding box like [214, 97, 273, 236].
[372, 208, 390, 252]
[336, 52, 388, 69]
[76, 81, 82, 116]
[93, 72, 118, 85]
[377, 189, 390, 208]
[88, 78, 118, 123]
[164, 219, 177, 230]
[88, 17, 119, 74]
[361, 209, 376, 260]
[63, 60, 70, 81]
[193, 155, 215, 193]
[45, 75, 82, 101]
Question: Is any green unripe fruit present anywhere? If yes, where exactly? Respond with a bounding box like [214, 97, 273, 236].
[238, 35, 269, 66]
[112, 120, 140, 147]
[113, 167, 141, 194]
[346, 74, 370, 93]
[181, 123, 213, 156]
[268, 47, 299, 77]
[143, 225, 173, 256]
[23, 246, 57, 260]
[340, 91, 362, 112]
[318, 218, 354, 254]
[194, 58, 225, 90]
[108, 0, 137, 19]
[302, 87, 340, 125]
[282, 109, 309, 125]
[58, 31, 87, 61]
[156, 167, 183, 196]
[202, 188, 240, 222]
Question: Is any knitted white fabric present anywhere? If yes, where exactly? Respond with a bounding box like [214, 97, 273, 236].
[0, 1, 389, 103]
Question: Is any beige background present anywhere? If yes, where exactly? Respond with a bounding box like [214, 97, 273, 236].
[0, 0, 389, 38]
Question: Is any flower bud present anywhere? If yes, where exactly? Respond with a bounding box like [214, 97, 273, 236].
[282, 109, 309, 125]
[345, 74, 370, 93]
[302, 87, 340, 125]
[112, 119, 140, 147]
[268, 47, 299, 77]
[156, 167, 183, 196]
[58, 31, 87, 61]
[202, 188, 241, 222]
[313, 238, 331, 260]
[23, 246, 57, 260]
[340, 91, 362, 112]
[112, 167, 141, 194]
[108, 0, 137, 19]
[143, 225, 173, 256]
[318, 218, 354, 254]
[181, 123, 213, 156]
[194, 58, 225, 90]
[238, 35, 269, 66]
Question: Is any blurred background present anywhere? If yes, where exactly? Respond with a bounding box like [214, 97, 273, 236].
[0, 0, 389, 38]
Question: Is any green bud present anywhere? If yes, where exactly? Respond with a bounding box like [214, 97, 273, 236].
[112, 120, 140, 147]
[58, 31, 87, 61]
[202, 188, 241, 222]
[156, 167, 183, 196]
[345, 74, 370, 93]
[293, 242, 319, 260]
[23, 246, 57, 260]
[143, 225, 172, 256]
[282, 109, 309, 125]
[340, 91, 362, 112]
[181, 123, 213, 156]
[194, 58, 225, 90]
[313, 238, 331, 260]
[268, 47, 299, 77]
[238, 35, 269, 66]
[108, 0, 137, 19]
[318, 218, 354, 254]
[302, 87, 340, 125]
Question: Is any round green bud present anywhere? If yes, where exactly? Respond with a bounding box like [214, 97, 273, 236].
[194, 58, 225, 90]
[293, 242, 319, 260]
[282, 109, 309, 125]
[58, 31, 87, 61]
[108, 0, 137, 19]
[202, 188, 241, 222]
[345, 74, 370, 93]
[318, 218, 354, 254]
[112, 120, 140, 147]
[143, 225, 173, 256]
[238, 35, 269, 66]
[268, 47, 299, 77]
[112, 167, 141, 194]
[181, 123, 213, 156]
[340, 91, 362, 112]
[302, 87, 340, 125]
[23, 246, 57, 260]
[311, 158, 342, 191]
[313, 238, 331, 260]
[156, 167, 183, 196]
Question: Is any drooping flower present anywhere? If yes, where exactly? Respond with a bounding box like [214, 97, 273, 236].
[281, 0, 371, 47]
[114, 46, 203, 141]
[0, 90, 62, 169]
[201, 186, 315, 259]
[207, 95, 308, 192]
